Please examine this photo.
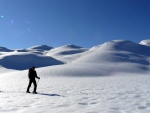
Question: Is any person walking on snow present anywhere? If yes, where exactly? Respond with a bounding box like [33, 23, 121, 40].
[26, 66, 40, 94]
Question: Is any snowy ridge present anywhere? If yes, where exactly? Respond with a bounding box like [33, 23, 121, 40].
[0, 40, 149, 76]
[0, 46, 14, 52]
[140, 40, 150, 47]
[28, 45, 53, 50]
[46, 44, 88, 63]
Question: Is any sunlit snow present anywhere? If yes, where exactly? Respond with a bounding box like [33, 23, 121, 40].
[0, 40, 150, 113]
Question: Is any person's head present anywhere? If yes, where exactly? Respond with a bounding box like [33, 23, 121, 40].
[32, 66, 35, 70]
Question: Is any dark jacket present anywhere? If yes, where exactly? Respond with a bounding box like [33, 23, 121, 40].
[28, 68, 39, 80]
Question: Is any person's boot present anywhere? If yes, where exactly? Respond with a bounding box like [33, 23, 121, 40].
[33, 91, 37, 94]
[26, 90, 30, 93]
[33, 85, 37, 94]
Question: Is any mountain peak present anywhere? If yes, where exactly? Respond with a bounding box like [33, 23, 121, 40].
[65, 44, 82, 49]
[28, 45, 53, 50]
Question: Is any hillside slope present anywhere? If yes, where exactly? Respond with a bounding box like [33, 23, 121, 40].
[0, 52, 63, 70]
[36, 40, 150, 76]
[0, 40, 150, 76]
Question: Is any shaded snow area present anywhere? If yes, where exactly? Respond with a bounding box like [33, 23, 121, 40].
[1, 72, 150, 113]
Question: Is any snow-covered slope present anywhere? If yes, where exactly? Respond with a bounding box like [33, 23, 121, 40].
[37, 40, 150, 76]
[46, 44, 88, 63]
[28, 45, 53, 55]
[0, 52, 63, 70]
[140, 40, 150, 47]
[46, 44, 85, 56]
[0, 40, 149, 76]
[74, 40, 150, 63]
[16, 45, 53, 55]
[65, 40, 150, 75]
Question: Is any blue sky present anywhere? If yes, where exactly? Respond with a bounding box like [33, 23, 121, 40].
[0, 0, 150, 49]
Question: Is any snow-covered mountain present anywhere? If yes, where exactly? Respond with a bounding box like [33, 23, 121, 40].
[0, 40, 150, 113]
[28, 45, 53, 50]
[0, 40, 150, 76]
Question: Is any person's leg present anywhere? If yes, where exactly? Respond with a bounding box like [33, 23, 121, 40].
[27, 80, 32, 93]
[33, 80, 37, 93]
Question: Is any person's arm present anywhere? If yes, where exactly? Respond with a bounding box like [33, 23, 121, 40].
[28, 69, 31, 79]
[35, 71, 40, 79]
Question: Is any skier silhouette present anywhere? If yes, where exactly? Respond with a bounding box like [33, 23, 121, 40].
[26, 66, 40, 94]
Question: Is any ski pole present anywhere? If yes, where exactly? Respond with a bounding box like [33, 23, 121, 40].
[37, 79, 40, 86]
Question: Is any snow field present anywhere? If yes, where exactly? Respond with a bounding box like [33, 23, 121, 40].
[0, 72, 150, 113]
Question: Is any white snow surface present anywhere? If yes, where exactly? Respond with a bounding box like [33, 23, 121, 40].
[1, 72, 150, 113]
[0, 40, 150, 112]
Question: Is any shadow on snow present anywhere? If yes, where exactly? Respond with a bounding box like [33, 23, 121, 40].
[37, 93, 61, 97]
